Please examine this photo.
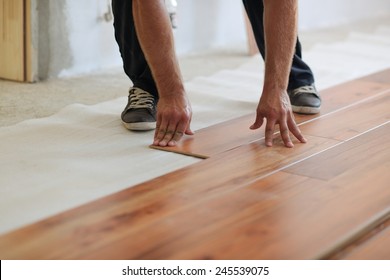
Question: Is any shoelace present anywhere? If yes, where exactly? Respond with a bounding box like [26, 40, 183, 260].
[290, 85, 318, 97]
[128, 89, 155, 110]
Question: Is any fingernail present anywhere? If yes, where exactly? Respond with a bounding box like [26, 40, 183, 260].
[159, 141, 167, 147]
[168, 141, 176, 147]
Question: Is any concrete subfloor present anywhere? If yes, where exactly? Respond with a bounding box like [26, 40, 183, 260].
[1, 15, 389, 127]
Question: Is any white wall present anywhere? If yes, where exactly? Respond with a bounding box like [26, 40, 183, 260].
[175, 0, 390, 54]
[35, 0, 390, 79]
[174, 0, 246, 55]
[34, 0, 122, 80]
[299, 0, 390, 30]
[58, 0, 122, 77]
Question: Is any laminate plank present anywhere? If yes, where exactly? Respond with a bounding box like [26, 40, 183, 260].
[152, 114, 258, 159]
[0, 80, 389, 259]
[82, 124, 389, 259]
[284, 122, 390, 181]
[130, 124, 390, 260]
[151, 77, 390, 158]
[329, 219, 390, 260]
[359, 68, 390, 85]
[0, 134, 340, 259]
[1, 121, 389, 259]
[153, 84, 390, 159]
[298, 90, 389, 141]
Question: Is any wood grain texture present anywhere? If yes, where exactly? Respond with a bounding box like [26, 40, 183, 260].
[1, 124, 388, 259]
[334, 219, 390, 260]
[0, 134, 340, 259]
[359, 68, 390, 85]
[138, 124, 390, 260]
[0, 73, 389, 260]
[151, 73, 390, 158]
[24, 0, 33, 82]
[1, 120, 389, 259]
[151, 114, 258, 159]
[298, 90, 390, 141]
[0, 0, 25, 81]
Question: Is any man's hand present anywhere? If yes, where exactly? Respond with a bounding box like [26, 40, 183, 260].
[250, 89, 306, 148]
[133, 0, 193, 147]
[251, 0, 304, 148]
[153, 94, 193, 147]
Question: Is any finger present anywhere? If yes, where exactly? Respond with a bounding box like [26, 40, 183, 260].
[154, 111, 163, 140]
[154, 129, 168, 146]
[169, 114, 196, 146]
[165, 112, 193, 146]
[166, 130, 184, 147]
[153, 115, 169, 146]
[287, 114, 307, 144]
[264, 119, 276, 147]
[184, 115, 194, 136]
[154, 124, 160, 140]
[167, 123, 185, 147]
[279, 119, 294, 148]
[158, 123, 178, 147]
[172, 130, 184, 142]
[250, 113, 264, 130]
[185, 126, 194, 136]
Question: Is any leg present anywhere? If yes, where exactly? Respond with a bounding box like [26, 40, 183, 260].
[242, 0, 320, 114]
[112, 0, 158, 98]
[112, 0, 158, 130]
[242, 0, 314, 89]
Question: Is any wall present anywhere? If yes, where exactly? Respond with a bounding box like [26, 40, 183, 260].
[33, 0, 121, 80]
[299, 0, 390, 31]
[174, 0, 246, 55]
[33, 0, 390, 80]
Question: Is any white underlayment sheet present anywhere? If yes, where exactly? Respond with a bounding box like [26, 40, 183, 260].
[1, 26, 390, 234]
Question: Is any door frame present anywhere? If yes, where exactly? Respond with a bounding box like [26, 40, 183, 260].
[0, 0, 34, 82]
[25, 0, 34, 82]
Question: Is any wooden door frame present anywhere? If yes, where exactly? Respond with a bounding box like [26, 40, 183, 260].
[24, 0, 34, 82]
[0, 0, 34, 82]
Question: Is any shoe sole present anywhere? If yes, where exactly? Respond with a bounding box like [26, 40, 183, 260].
[122, 121, 156, 131]
[292, 105, 321, 115]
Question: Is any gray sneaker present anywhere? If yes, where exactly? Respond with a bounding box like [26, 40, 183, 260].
[121, 87, 157, 131]
[288, 84, 321, 114]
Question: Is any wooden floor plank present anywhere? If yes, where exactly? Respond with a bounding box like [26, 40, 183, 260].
[0, 134, 340, 259]
[0, 72, 389, 260]
[131, 124, 390, 260]
[154, 82, 390, 159]
[359, 68, 390, 85]
[331, 219, 390, 260]
[1, 123, 384, 259]
[0, 125, 389, 259]
[297, 90, 389, 141]
[152, 114, 258, 159]
[152, 73, 390, 158]
[284, 122, 390, 181]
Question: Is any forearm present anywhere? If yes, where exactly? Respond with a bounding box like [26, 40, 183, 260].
[133, 0, 192, 146]
[132, 0, 185, 98]
[250, 0, 305, 148]
[262, 0, 298, 92]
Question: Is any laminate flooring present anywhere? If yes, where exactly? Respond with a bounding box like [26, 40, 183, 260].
[0, 69, 389, 259]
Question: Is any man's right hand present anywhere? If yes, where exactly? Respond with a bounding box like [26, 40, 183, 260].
[133, 0, 192, 147]
[153, 93, 193, 147]
[250, 89, 306, 148]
